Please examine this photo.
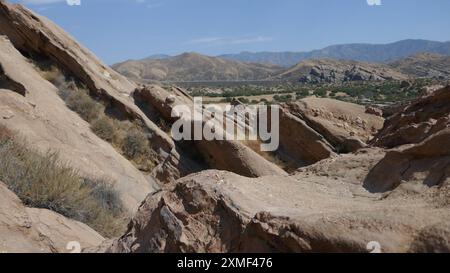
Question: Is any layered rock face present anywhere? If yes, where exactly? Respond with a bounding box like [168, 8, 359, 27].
[365, 128, 450, 193]
[0, 182, 103, 253]
[277, 97, 384, 167]
[277, 59, 409, 83]
[372, 86, 450, 148]
[0, 0, 291, 184]
[105, 87, 450, 253]
[390, 53, 450, 80]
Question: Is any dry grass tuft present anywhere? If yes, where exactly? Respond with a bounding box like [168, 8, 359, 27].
[65, 89, 104, 123]
[56, 82, 158, 172]
[0, 124, 127, 238]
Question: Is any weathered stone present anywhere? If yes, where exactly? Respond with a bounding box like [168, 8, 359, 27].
[0, 182, 103, 253]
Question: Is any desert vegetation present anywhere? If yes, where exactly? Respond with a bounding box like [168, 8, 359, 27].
[187, 78, 448, 106]
[33, 61, 158, 172]
[63, 87, 158, 172]
[0, 124, 126, 237]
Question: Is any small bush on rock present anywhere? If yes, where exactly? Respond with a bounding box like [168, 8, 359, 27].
[0, 124, 126, 237]
[91, 116, 115, 142]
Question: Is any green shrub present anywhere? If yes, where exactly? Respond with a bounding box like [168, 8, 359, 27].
[274, 94, 293, 102]
[0, 124, 126, 238]
[91, 116, 115, 142]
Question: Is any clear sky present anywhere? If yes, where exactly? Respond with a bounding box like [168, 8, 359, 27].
[12, 0, 450, 64]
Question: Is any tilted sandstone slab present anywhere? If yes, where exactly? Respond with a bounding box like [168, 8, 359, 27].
[0, 36, 155, 212]
[0, 1, 195, 183]
[0, 182, 104, 253]
[135, 85, 287, 179]
[278, 108, 336, 166]
[274, 97, 383, 168]
[0, 1, 135, 97]
[364, 128, 450, 193]
[285, 97, 384, 152]
[372, 85, 450, 148]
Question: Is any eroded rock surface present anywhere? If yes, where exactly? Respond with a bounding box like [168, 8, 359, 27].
[372, 86, 450, 148]
[280, 97, 383, 162]
[105, 163, 449, 253]
[278, 108, 336, 166]
[365, 128, 450, 193]
[277, 58, 409, 83]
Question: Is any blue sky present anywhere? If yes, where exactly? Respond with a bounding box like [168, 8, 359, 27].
[12, 0, 450, 64]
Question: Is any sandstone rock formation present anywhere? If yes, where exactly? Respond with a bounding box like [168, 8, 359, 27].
[0, 35, 155, 212]
[135, 85, 287, 179]
[277, 108, 336, 166]
[390, 53, 450, 80]
[104, 160, 449, 253]
[102, 86, 450, 253]
[281, 97, 383, 158]
[1, 2, 290, 185]
[0, 0, 199, 186]
[372, 86, 450, 148]
[0, 0, 449, 254]
[0, 182, 103, 253]
[277, 59, 409, 83]
[365, 128, 450, 193]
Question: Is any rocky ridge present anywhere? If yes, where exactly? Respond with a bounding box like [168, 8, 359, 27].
[390, 53, 450, 80]
[277, 59, 409, 83]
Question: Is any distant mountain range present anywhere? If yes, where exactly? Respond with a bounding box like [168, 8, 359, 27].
[113, 52, 283, 82]
[219, 39, 450, 67]
[112, 40, 450, 83]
